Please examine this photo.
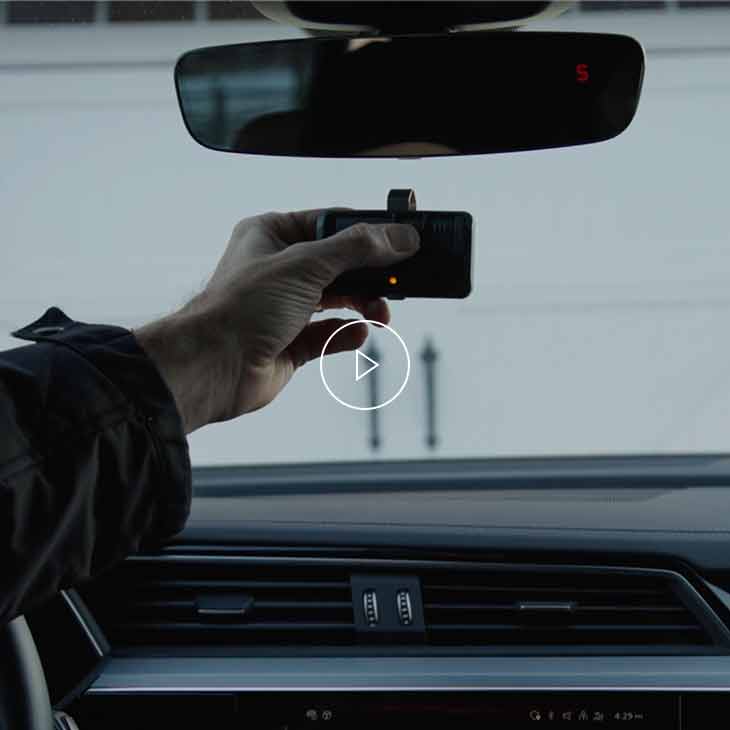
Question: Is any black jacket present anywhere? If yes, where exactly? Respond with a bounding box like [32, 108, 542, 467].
[0, 307, 191, 624]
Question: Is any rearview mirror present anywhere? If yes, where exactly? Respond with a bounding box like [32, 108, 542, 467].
[175, 32, 644, 158]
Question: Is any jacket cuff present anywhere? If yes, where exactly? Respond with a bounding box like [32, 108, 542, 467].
[12, 307, 192, 540]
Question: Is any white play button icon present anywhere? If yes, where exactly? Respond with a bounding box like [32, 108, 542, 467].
[355, 350, 379, 381]
[319, 320, 410, 411]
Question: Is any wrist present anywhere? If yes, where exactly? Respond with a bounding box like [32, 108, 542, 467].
[134, 309, 232, 434]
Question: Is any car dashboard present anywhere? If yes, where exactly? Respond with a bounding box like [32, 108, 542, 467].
[28, 456, 730, 729]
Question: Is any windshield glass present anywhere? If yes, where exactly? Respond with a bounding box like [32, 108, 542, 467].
[3, 1, 730, 466]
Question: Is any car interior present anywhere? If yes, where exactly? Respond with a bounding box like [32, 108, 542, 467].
[4, 1, 730, 728]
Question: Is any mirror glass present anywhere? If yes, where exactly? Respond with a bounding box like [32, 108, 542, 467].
[175, 32, 644, 158]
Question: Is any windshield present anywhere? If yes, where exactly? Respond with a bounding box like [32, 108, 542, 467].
[3, 1, 730, 466]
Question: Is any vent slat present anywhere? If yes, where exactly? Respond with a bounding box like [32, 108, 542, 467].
[424, 585, 665, 596]
[427, 623, 702, 632]
[130, 600, 353, 610]
[116, 622, 354, 631]
[425, 603, 685, 613]
[107, 623, 356, 647]
[136, 580, 351, 590]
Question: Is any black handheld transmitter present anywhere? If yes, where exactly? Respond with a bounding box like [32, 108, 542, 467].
[317, 189, 472, 299]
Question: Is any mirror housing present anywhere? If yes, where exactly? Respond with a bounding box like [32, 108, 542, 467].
[252, 1, 573, 34]
[175, 32, 645, 159]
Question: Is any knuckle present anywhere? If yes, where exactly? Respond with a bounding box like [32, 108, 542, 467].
[348, 222, 369, 236]
[233, 212, 278, 238]
[346, 224, 379, 259]
[248, 211, 281, 233]
[232, 218, 251, 238]
[349, 222, 374, 240]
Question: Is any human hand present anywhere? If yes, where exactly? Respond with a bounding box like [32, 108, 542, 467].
[134, 210, 420, 433]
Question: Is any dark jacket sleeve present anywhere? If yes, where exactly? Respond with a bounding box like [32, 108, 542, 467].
[0, 307, 191, 623]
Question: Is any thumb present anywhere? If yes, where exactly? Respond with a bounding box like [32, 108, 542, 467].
[301, 222, 420, 286]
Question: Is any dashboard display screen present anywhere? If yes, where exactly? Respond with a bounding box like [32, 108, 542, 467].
[239, 692, 678, 729]
[76, 691, 730, 729]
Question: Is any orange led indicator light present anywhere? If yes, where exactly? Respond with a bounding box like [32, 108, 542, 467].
[388, 275, 398, 286]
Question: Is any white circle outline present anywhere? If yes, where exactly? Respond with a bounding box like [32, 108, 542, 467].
[319, 319, 411, 411]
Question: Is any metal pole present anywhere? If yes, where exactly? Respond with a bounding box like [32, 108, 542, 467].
[421, 338, 438, 450]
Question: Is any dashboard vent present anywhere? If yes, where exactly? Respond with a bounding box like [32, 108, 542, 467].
[422, 567, 713, 647]
[83, 559, 355, 646]
[81, 556, 725, 651]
